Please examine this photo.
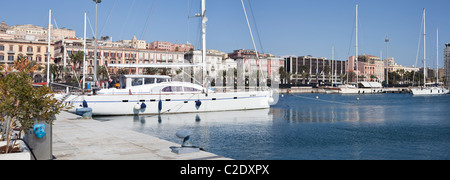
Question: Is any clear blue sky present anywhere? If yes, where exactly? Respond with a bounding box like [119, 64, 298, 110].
[1, 0, 449, 68]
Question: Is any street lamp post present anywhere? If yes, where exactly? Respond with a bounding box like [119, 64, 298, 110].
[93, 0, 101, 85]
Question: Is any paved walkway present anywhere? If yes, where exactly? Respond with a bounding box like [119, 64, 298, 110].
[53, 111, 231, 160]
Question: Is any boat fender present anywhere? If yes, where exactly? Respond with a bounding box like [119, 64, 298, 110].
[33, 124, 46, 139]
[158, 100, 163, 113]
[141, 102, 147, 109]
[195, 100, 202, 110]
[82, 100, 88, 108]
[134, 103, 141, 110]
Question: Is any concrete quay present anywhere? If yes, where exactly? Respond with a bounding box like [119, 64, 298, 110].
[53, 111, 231, 160]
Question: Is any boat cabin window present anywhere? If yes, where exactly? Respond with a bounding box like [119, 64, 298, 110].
[162, 86, 183, 92]
[157, 78, 170, 83]
[132, 78, 143, 86]
[120, 76, 127, 89]
[184, 87, 201, 92]
[145, 78, 155, 84]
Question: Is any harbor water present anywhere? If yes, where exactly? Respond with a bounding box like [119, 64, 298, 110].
[94, 93, 450, 160]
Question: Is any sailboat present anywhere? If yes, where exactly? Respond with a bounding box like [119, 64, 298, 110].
[64, 0, 274, 116]
[411, 9, 449, 95]
[323, 4, 383, 94]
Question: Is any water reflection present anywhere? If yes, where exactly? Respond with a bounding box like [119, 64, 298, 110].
[94, 109, 273, 152]
[92, 94, 450, 159]
[270, 94, 387, 123]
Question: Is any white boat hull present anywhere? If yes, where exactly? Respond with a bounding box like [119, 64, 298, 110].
[65, 91, 271, 116]
[339, 87, 383, 94]
[411, 87, 449, 95]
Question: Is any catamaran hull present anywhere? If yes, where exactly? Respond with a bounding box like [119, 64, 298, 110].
[65, 91, 272, 116]
[411, 87, 449, 95]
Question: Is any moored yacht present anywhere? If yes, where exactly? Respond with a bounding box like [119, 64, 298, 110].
[410, 9, 449, 96]
[323, 82, 384, 94]
[65, 75, 272, 116]
[411, 83, 449, 95]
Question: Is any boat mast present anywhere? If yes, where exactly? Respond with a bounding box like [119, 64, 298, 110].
[201, 0, 207, 92]
[332, 45, 334, 85]
[47, 9, 51, 87]
[423, 8, 426, 86]
[436, 28, 439, 85]
[355, 4, 359, 87]
[83, 12, 87, 91]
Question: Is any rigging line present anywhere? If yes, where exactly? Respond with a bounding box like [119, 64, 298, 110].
[120, 0, 136, 40]
[413, 12, 424, 85]
[99, 0, 119, 38]
[187, 0, 193, 44]
[140, 0, 158, 40]
[346, 13, 356, 59]
[194, 18, 202, 50]
[247, 0, 265, 54]
[241, 0, 267, 86]
[241, 0, 259, 59]
[86, 15, 96, 39]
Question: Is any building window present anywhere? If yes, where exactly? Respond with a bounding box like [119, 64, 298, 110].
[27, 47, 33, 52]
[0, 45, 4, 51]
[37, 47, 41, 52]
[0, 55, 4, 61]
[8, 56, 14, 61]
[19, 46, 23, 52]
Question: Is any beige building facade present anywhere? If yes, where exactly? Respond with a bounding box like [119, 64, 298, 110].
[0, 39, 55, 82]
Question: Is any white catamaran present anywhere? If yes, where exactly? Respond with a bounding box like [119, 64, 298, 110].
[64, 0, 275, 116]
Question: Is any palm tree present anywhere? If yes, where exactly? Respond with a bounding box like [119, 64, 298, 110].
[116, 68, 129, 76]
[97, 66, 109, 81]
[279, 67, 287, 84]
[69, 51, 84, 75]
[144, 67, 158, 75]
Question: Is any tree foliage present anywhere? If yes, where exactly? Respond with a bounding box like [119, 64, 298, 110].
[0, 58, 69, 154]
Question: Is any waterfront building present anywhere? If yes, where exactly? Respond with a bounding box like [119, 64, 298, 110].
[2, 22, 75, 42]
[347, 54, 385, 83]
[148, 41, 194, 52]
[445, 43, 450, 85]
[284, 55, 346, 84]
[236, 57, 283, 84]
[386, 57, 419, 73]
[228, 49, 272, 60]
[55, 38, 186, 80]
[130, 35, 147, 49]
[0, 39, 55, 82]
[184, 49, 227, 83]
